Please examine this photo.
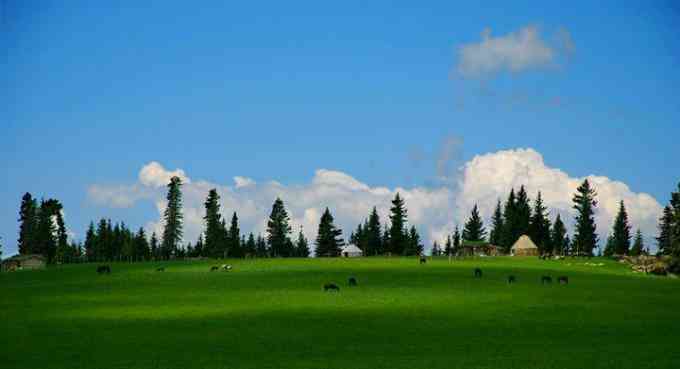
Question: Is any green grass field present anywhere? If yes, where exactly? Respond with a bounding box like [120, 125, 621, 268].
[1, 257, 679, 369]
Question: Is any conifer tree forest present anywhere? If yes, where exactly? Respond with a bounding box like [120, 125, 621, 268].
[10, 177, 680, 263]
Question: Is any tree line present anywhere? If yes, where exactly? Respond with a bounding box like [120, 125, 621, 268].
[12, 176, 680, 263]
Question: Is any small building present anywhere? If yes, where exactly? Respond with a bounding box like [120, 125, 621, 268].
[458, 241, 500, 257]
[1, 254, 47, 271]
[340, 244, 363, 257]
[511, 235, 539, 256]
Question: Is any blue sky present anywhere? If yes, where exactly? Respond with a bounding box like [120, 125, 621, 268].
[1, 1, 679, 255]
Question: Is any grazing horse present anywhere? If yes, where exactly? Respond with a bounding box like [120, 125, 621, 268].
[507, 275, 516, 284]
[97, 265, 111, 274]
[474, 268, 483, 278]
[348, 277, 357, 286]
[541, 275, 553, 284]
[222, 264, 232, 271]
[156, 267, 165, 272]
[558, 276, 569, 285]
[419, 256, 427, 265]
[324, 283, 340, 292]
[210, 266, 219, 272]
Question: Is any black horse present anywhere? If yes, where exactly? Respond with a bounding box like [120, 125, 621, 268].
[558, 276, 569, 285]
[419, 256, 427, 264]
[474, 268, 483, 278]
[348, 277, 357, 286]
[156, 267, 165, 272]
[97, 265, 111, 274]
[507, 275, 516, 284]
[541, 275, 553, 284]
[324, 283, 340, 292]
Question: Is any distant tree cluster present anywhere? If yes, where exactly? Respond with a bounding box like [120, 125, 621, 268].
[349, 194, 424, 257]
[83, 219, 151, 262]
[17, 193, 74, 264]
[657, 183, 680, 257]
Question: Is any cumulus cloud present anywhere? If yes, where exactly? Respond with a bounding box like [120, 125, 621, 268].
[457, 25, 562, 78]
[139, 161, 191, 188]
[456, 148, 662, 247]
[87, 149, 663, 253]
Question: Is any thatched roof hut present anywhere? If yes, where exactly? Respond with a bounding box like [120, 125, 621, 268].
[511, 235, 539, 256]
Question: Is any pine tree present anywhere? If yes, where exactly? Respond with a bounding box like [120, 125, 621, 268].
[657, 205, 673, 255]
[572, 179, 598, 256]
[267, 198, 293, 257]
[462, 204, 486, 242]
[134, 227, 150, 261]
[388, 193, 408, 255]
[606, 200, 631, 256]
[404, 226, 423, 256]
[244, 233, 256, 257]
[194, 234, 204, 257]
[551, 214, 567, 256]
[294, 228, 310, 257]
[161, 176, 184, 259]
[630, 229, 644, 256]
[314, 208, 344, 257]
[84, 222, 96, 261]
[444, 235, 452, 255]
[529, 192, 551, 255]
[501, 189, 517, 252]
[366, 207, 382, 256]
[228, 212, 241, 257]
[431, 241, 441, 256]
[34, 199, 61, 263]
[17, 192, 38, 255]
[489, 200, 504, 246]
[203, 189, 224, 258]
[150, 232, 159, 260]
[255, 234, 268, 257]
[515, 186, 532, 238]
[382, 226, 390, 254]
[453, 226, 461, 255]
[669, 183, 680, 257]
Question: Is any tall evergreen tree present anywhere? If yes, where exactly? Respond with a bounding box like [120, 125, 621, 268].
[501, 189, 518, 252]
[669, 183, 680, 257]
[267, 198, 293, 257]
[161, 176, 184, 259]
[203, 189, 224, 258]
[134, 227, 150, 261]
[255, 234, 268, 257]
[515, 186, 532, 237]
[444, 235, 452, 255]
[365, 207, 382, 256]
[404, 226, 424, 256]
[314, 208, 344, 257]
[244, 233, 256, 257]
[228, 212, 241, 257]
[388, 193, 408, 255]
[489, 200, 504, 246]
[150, 232, 159, 260]
[630, 229, 644, 256]
[550, 214, 567, 255]
[35, 199, 61, 263]
[572, 179, 598, 256]
[194, 234, 204, 257]
[657, 205, 673, 255]
[294, 228, 310, 257]
[452, 226, 461, 255]
[529, 192, 551, 255]
[462, 204, 486, 242]
[605, 200, 631, 256]
[17, 192, 38, 255]
[84, 221, 97, 261]
[431, 241, 441, 256]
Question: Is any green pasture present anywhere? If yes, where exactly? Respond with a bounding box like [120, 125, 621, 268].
[1, 257, 678, 369]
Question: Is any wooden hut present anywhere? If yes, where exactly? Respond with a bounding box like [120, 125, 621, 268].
[2, 254, 46, 271]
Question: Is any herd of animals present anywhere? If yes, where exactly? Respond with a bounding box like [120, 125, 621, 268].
[96, 258, 569, 291]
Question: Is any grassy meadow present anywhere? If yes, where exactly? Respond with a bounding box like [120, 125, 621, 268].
[1, 257, 679, 369]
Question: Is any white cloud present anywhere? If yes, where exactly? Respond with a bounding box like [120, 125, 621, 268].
[139, 161, 191, 188]
[87, 149, 663, 253]
[456, 148, 662, 247]
[233, 176, 256, 188]
[457, 25, 556, 78]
